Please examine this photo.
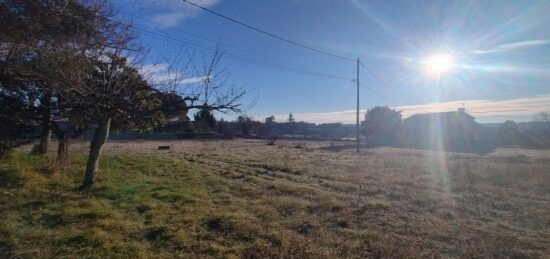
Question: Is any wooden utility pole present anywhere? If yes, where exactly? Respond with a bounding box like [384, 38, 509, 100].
[356, 58, 360, 153]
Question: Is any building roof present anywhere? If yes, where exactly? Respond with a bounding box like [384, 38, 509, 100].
[405, 109, 475, 122]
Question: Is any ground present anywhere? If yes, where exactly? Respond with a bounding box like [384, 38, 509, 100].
[1, 139, 549, 258]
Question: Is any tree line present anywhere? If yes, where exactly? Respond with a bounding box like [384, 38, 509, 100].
[149, 112, 357, 141]
[166, 106, 550, 152]
[0, 0, 248, 190]
[358, 107, 550, 151]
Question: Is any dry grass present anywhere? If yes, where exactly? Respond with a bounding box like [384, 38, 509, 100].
[2, 139, 550, 258]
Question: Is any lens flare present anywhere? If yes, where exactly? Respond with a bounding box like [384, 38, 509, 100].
[423, 53, 455, 76]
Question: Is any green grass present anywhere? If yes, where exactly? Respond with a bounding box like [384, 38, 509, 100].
[1, 141, 549, 258]
[0, 153, 217, 258]
[0, 151, 324, 258]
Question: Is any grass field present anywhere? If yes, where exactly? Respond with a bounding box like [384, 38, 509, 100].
[1, 139, 549, 258]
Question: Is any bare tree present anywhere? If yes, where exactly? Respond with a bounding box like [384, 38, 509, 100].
[189, 46, 252, 113]
[79, 49, 164, 190]
[79, 46, 253, 190]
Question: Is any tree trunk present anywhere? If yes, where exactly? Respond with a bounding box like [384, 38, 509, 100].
[56, 136, 70, 167]
[81, 118, 111, 190]
[38, 127, 52, 155]
[37, 94, 53, 155]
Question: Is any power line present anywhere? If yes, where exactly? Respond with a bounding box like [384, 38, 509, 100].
[358, 82, 397, 107]
[358, 61, 394, 90]
[179, 0, 355, 62]
[114, 7, 396, 114]
[356, 60, 399, 107]
[117, 9, 313, 71]
[122, 2, 398, 98]
[123, 22, 354, 81]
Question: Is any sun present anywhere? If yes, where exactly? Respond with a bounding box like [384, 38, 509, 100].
[422, 53, 455, 76]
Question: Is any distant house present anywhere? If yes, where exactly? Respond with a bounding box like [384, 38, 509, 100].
[398, 108, 483, 152]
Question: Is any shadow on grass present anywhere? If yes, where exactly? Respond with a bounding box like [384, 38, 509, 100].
[0, 168, 24, 188]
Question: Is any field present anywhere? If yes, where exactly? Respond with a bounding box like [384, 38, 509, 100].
[1, 139, 549, 258]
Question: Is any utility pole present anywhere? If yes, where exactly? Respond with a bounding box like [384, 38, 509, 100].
[356, 58, 360, 153]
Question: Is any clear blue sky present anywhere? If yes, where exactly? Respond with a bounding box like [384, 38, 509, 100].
[114, 0, 550, 123]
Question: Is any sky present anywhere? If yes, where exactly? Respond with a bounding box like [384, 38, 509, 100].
[114, 0, 550, 123]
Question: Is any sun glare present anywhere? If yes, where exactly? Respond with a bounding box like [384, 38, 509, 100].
[423, 53, 455, 76]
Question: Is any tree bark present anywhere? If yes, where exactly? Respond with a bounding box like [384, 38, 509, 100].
[81, 118, 111, 190]
[34, 98, 53, 155]
[56, 136, 70, 167]
[38, 127, 52, 155]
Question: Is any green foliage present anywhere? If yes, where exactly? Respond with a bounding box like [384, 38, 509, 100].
[361, 106, 402, 145]
[193, 108, 217, 132]
[156, 92, 189, 120]
[238, 115, 257, 136]
[494, 120, 540, 147]
[0, 108, 24, 158]
[362, 106, 402, 136]
[0, 0, 112, 144]
[288, 113, 295, 123]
